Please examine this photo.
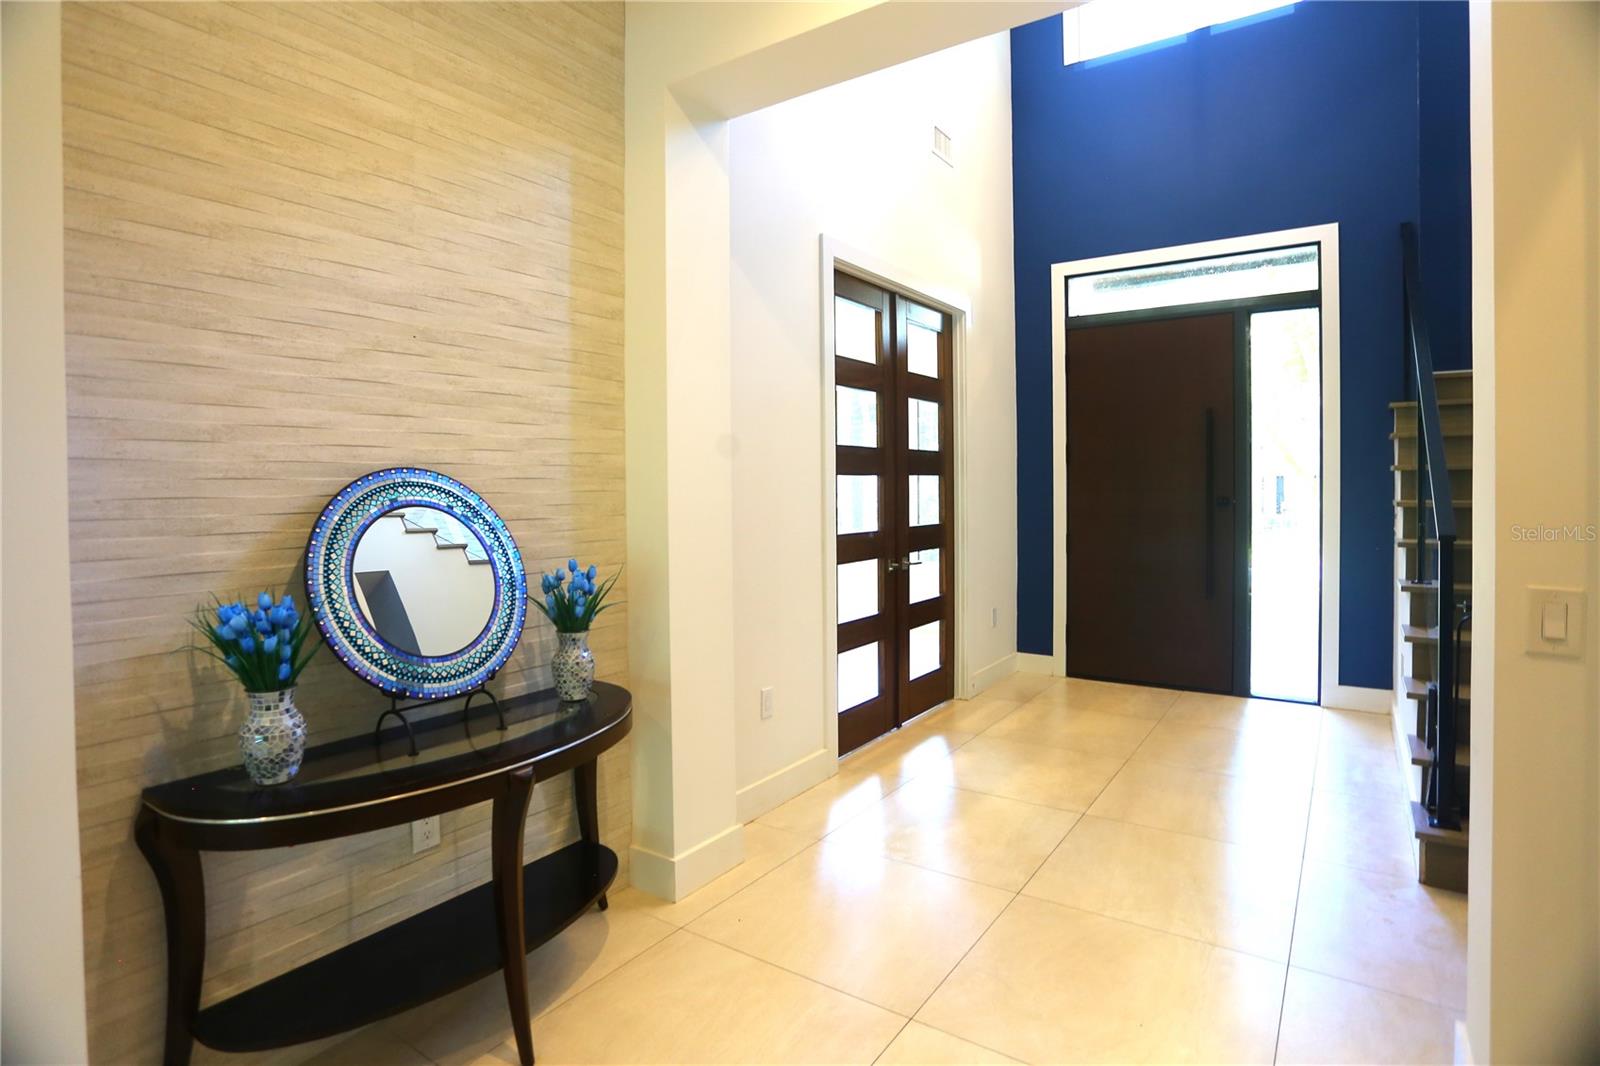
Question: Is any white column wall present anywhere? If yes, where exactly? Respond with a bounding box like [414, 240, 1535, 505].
[1, 4, 92, 1059]
[1467, 2, 1600, 1061]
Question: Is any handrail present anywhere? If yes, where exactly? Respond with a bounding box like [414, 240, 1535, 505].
[1400, 222, 1462, 832]
[1401, 223, 1458, 540]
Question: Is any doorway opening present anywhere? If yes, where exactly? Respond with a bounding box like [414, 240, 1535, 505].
[832, 270, 957, 755]
[1063, 242, 1323, 703]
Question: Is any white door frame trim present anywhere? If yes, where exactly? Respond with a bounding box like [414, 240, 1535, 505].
[1047, 223, 1373, 709]
[819, 234, 973, 760]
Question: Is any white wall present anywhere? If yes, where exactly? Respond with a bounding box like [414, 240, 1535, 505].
[1, 3, 92, 1059]
[727, 34, 1019, 804]
[351, 515, 496, 656]
[1467, 2, 1600, 1061]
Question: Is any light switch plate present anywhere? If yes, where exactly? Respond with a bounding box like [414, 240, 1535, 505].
[760, 686, 775, 720]
[1527, 587, 1587, 658]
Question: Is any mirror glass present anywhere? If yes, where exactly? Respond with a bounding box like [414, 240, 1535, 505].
[351, 506, 495, 656]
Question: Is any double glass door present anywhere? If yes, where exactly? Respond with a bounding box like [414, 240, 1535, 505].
[833, 271, 955, 755]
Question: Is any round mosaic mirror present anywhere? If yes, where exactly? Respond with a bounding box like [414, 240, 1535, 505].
[305, 468, 527, 700]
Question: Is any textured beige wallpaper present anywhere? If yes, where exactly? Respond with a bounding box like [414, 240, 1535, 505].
[61, 4, 627, 1061]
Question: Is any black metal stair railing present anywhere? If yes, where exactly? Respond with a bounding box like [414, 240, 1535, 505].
[1401, 222, 1463, 831]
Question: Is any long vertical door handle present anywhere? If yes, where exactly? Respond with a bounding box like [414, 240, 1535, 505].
[1204, 407, 1215, 599]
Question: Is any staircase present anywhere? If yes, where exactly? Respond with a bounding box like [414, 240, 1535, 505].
[395, 508, 490, 564]
[1391, 223, 1471, 894]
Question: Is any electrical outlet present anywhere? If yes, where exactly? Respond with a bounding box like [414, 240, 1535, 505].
[412, 815, 441, 854]
[760, 686, 775, 720]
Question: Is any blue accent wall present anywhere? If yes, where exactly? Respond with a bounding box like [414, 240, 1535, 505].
[1010, 2, 1471, 688]
[1419, 1, 1473, 372]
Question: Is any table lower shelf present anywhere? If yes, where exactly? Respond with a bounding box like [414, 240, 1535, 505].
[191, 840, 618, 1053]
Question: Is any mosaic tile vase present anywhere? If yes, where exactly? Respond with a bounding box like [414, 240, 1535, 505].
[239, 687, 307, 786]
[553, 631, 595, 702]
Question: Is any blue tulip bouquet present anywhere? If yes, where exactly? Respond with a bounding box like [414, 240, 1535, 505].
[193, 592, 320, 693]
[534, 559, 618, 633]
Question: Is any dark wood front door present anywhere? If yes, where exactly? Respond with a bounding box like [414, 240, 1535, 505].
[1066, 313, 1239, 693]
[834, 271, 956, 755]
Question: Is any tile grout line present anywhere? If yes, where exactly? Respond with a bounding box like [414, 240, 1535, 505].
[1069, 791, 1312, 851]
[1012, 891, 1295, 967]
[959, 684, 1171, 826]
[1271, 707, 1326, 1064]
[697, 682, 1102, 1061]
[681, 832, 830, 927]
[901, 890, 1025, 1057]
[369, 687, 1422, 1065]
[431, 923, 691, 1065]
[869, 1017, 915, 1065]
[1282, 959, 1466, 1015]
[985, 685, 1180, 966]
[677, 925, 917, 1020]
[890, 1013, 1022, 1065]
[724, 695, 1455, 1019]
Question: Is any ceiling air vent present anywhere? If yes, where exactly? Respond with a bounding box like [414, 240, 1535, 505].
[932, 126, 954, 167]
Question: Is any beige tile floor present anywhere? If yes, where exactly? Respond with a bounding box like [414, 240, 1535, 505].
[314, 677, 1467, 1066]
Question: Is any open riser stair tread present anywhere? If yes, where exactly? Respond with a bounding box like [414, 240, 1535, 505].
[1390, 413, 1473, 438]
[1402, 623, 1471, 645]
[1396, 498, 1472, 510]
[1408, 731, 1471, 769]
[392, 510, 490, 562]
[1403, 675, 1470, 703]
[1391, 437, 1473, 468]
[1399, 578, 1473, 595]
[1410, 800, 1470, 845]
[1389, 398, 1473, 409]
[1393, 231, 1469, 892]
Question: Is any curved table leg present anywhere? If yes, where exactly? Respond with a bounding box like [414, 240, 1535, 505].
[572, 759, 606, 911]
[492, 767, 537, 1066]
[135, 807, 205, 1066]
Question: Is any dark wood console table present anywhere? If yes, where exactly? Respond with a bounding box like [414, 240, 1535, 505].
[136, 682, 633, 1066]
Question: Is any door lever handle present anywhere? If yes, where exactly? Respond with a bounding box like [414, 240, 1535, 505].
[1204, 408, 1216, 599]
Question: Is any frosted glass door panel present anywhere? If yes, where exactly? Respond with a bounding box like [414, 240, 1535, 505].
[835, 297, 877, 362]
[909, 475, 939, 526]
[908, 621, 940, 680]
[837, 475, 878, 535]
[838, 643, 879, 713]
[908, 549, 940, 603]
[907, 323, 939, 377]
[836, 386, 878, 448]
[837, 559, 879, 624]
[908, 398, 939, 451]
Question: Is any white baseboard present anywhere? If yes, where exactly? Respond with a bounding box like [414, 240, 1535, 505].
[1453, 1019, 1473, 1065]
[969, 652, 1017, 697]
[735, 747, 834, 823]
[1321, 684, 1390, 713]
[1015, 652, 1060, 676]
[629, 821, 745, 902]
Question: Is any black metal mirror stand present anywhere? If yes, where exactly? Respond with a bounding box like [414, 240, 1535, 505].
[373, 685, 507, 757]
